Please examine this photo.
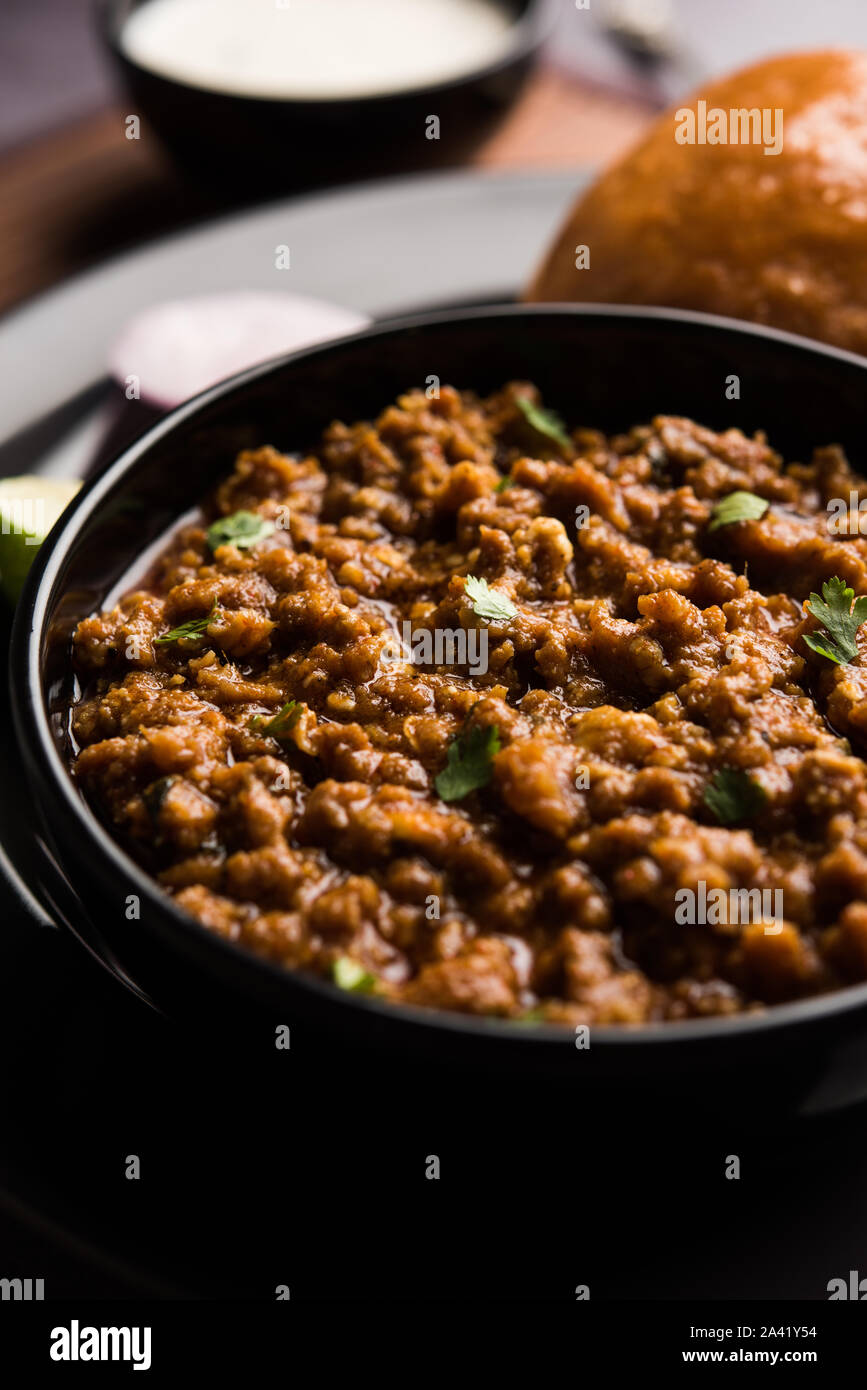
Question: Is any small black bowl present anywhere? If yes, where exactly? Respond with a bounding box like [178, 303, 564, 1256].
[12, 304, 867, 1110]
[96, 0, 555, 192]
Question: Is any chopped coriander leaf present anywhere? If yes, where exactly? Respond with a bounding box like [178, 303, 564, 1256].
[515, 396, 572, 452]
[494, 476, 513, 493]
[142, 775, 177, 820]
[154, 604, 217, 645]
[703, 768, 767, 825]
[803, 576, 867, 666]
[708, 490, 769, 532]
[464, 574, 517, 623]
[249, 700, 301, 738]
[207, 510, 274, 552]
[332, 956, 378, 993]
[515, 1006, 546, 1025]
[435, 723, 500, 802]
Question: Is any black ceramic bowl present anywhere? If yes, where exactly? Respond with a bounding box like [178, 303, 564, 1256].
[97, 0, 555, 191]
[13, 305, 867, 1108]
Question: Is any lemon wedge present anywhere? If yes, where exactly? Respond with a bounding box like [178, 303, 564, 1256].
[0, 476, 81, 604]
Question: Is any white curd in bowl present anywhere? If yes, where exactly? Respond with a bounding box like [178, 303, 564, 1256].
[121, 0, 517, 101]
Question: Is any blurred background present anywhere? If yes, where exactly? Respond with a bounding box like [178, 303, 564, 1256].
[3, 0, 867, 316]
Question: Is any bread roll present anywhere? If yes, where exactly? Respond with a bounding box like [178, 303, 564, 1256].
[526, 50, 867, 354]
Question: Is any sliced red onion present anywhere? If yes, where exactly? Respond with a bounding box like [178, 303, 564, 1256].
[109, 292, 371, 409]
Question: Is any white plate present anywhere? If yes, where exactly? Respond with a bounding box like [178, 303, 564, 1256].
[0, 167, 583, 451]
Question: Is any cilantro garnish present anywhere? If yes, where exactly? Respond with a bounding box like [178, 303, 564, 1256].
[464, 575, 517, 623]
[249, 700, 301, 738]
[494, 476, 513, 493]
[207, 510, 274, 552]
[703, 768, 767, 825]
[435, 723, 501, 802]
[803, 576, 867, 666]
[515, 396, 572, 452]
[154, 604, 217, 645]
[515, 1006, 546, 1026]
[332, 957, 378, 993]
[708, 491, 769, 532]
[142, 775, 176, 820]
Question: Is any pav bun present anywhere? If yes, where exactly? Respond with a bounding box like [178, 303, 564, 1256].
[527, 50, 867, 354]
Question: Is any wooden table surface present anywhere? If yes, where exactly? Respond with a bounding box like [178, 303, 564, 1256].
[0, 67, 650, 318]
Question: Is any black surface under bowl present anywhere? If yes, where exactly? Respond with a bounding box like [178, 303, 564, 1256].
[97, 0, 553, 191]
[12, 304, 867, 1108]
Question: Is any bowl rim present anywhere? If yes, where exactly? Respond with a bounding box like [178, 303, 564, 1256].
[95, 0, 557, 111]
[14, 299, 867, 1049]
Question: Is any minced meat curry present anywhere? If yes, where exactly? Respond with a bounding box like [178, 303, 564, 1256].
[70, 384, 867, 1024]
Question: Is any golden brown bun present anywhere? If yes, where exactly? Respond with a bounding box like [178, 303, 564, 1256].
[526, 50, 867, 354]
